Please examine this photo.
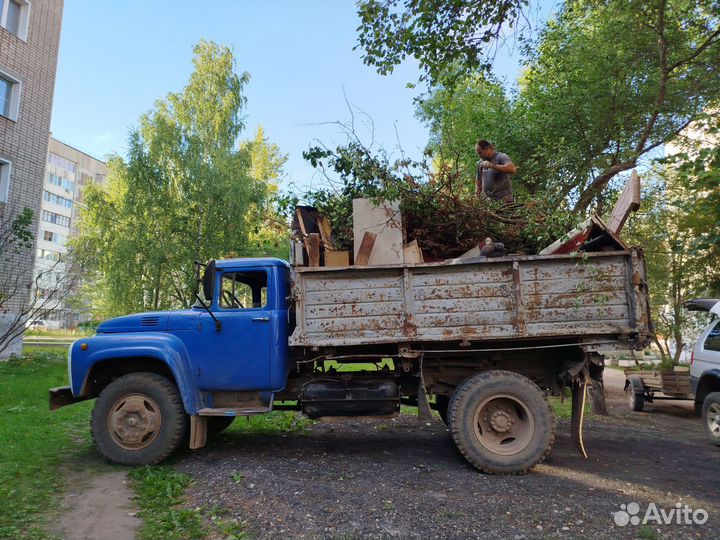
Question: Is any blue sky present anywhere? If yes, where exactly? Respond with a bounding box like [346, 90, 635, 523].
[50, 1, 554, 194]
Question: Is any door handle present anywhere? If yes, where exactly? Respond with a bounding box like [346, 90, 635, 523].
[252, 317, 269, 322]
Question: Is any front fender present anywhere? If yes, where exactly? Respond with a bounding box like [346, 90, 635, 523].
[68, 333, 200, 414]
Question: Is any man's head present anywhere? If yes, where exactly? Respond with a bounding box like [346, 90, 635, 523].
[475, 139, 496, 160]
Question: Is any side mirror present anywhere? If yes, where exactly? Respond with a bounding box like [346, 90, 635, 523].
[202, 260, 216, 301]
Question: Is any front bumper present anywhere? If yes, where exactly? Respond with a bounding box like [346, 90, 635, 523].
[49, 386, 90, 411]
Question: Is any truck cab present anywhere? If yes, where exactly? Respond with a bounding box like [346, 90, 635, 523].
[52, 258, 293, 464]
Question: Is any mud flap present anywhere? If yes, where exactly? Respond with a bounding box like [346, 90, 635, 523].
[189, 415, 207, 450]
[571, 382, 588, 458]
[417, 378, 433, 421]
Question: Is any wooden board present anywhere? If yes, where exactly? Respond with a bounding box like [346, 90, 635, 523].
[306, 233, 320, 267]
[317, 215, 334, 250]
[352, 198, 403, 265]
[324, 250, 350, 267]
[403, 240, 424, 264]
[607, 170, 641, 234]
[355, 231, 377, 266]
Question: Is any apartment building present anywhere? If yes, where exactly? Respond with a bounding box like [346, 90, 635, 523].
[0, 0, 64, 357]
[33, 138, 107, 328]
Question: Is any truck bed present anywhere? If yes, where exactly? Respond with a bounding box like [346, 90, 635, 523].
[289, 250, 652, 348]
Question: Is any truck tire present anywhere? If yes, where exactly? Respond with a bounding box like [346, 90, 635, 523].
[702, 392, 720, 447]
[91, 373, 188, 465]
[447, 370, 555, 474]
[626, 380, 645, 412]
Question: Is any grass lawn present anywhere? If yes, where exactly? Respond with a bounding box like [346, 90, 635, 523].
[0, 348, 97, 539]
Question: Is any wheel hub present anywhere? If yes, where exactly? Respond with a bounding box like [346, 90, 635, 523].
[473, 395, 535, 456]
[108, 394, 161, 450]
[489, 410, 513, 432]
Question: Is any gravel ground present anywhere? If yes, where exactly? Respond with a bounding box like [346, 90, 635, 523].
[178, 370, 720, 539]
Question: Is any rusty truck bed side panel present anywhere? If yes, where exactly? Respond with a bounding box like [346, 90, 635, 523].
[288, 250, 651, 348]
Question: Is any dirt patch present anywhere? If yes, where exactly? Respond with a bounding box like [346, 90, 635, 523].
[176, 369, 720, 539]
[55, 470, 140, 540]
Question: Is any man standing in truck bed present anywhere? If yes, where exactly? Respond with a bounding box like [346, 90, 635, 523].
[475, 140, 517, 202]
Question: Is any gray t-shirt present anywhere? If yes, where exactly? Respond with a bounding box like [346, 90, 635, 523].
[476, 152, 513, 199]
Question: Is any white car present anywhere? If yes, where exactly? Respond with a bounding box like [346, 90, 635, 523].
[686, 298, 720, 446]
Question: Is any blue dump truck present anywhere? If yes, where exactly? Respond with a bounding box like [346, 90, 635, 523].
[50, 251, 652, 474]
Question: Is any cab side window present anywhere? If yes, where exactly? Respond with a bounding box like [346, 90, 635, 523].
[219, 271, 268, 309]
[705, 321, 720, 352]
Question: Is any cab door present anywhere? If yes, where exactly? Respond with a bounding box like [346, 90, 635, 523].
[196, 268, 272, 391]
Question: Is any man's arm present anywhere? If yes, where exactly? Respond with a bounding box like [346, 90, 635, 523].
[488, 153, 517, 174]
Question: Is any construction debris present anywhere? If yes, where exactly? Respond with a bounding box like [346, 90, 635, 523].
[291, 173, 642, 268]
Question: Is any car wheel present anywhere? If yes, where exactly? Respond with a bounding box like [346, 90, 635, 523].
[702, 392, 720, 447]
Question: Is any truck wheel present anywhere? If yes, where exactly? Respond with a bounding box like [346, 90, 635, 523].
[626, 381, 645, 412]
[702, 392, 720, 447]
[448, 370, 555, 474]
[207, 416, 235, 435]
[91, 373, 188, 465]
[436, 395, 450, 425]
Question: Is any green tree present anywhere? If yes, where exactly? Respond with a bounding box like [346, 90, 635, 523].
[365, 0, 720, 212]
[356, 0, 528, 84]
[520, 0, 720, 212]
[72, 41, 284, 318]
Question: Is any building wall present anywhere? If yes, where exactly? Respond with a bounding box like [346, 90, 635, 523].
[0, 0, 64, 357]
[33, 138, 107, 328]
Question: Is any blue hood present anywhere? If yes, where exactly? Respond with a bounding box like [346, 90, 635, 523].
[97, 309, 198, 334]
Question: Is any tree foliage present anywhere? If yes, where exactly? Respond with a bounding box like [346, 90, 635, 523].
[355, 0, 529, 84]
[415, 0, 720, 212]
[520, 0, 720, 211]
[1, 207, 74, 355]
[72, 41, 285, 318]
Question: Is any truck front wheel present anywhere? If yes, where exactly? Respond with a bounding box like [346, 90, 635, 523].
[448, 370, 555, 474]
[91, 373, 188, 465]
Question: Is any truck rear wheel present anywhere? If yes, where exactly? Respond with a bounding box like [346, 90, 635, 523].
[91, 373, 188, 465]
[448, 370, 555, 474]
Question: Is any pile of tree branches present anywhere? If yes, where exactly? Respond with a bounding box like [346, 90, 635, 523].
[283, 143, 576, 260]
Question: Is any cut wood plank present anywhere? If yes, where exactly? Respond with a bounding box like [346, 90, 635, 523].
[324, 250, 350, 267]
[295, 208, 309, 236]
[317, 215, 334, 250]
[607, 170, 641, 234]
[355, 231, 377, 266]
[403, 240, 424, 264]
[352, 198, 403, 265]
[306, 233, 321, 267]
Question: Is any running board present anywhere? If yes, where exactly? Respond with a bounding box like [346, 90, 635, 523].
[197, 406, 271, 416]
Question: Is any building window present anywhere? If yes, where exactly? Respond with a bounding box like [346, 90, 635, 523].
[0, 68, 21, 121]
[0, 0, 30, 41]
[42, 230, 66, 245]
[36, 248, 64, 263]
[0, 157, 9, 202]
[43, 190, 73, 209]
[47, 172, 75, 193]
[42, 210, 70, 227]
[48, 153, 77, 173]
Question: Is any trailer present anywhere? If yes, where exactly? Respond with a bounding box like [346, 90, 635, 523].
[624, 368, 693, 411]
